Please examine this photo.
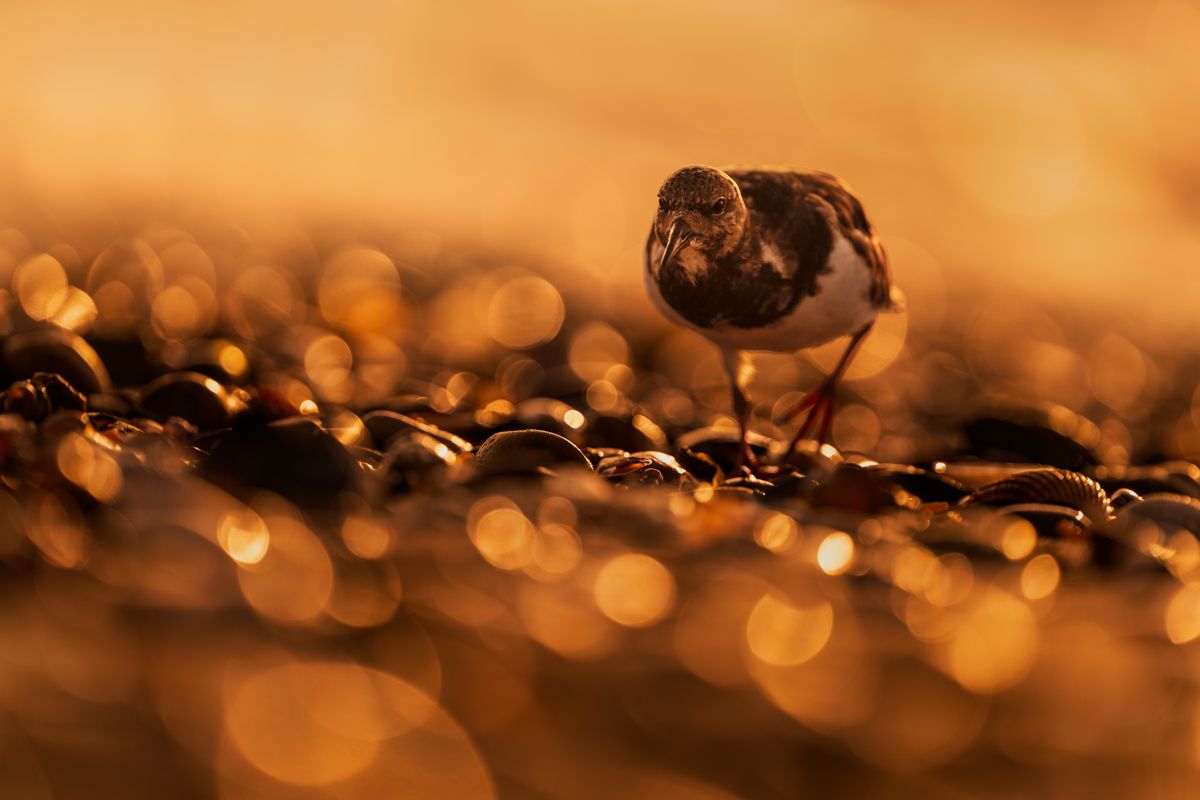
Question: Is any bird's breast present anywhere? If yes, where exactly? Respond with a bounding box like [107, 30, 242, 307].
[706, 232, 878, 352]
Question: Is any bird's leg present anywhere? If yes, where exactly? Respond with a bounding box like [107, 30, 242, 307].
[777, 323, 873, 463]
[721, 348, 757, 471]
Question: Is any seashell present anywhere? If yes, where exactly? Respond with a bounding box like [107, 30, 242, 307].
[994, 503, 1092, 537]
[619, 466, 664, 489]
[584, 413, 668, 453]
[2, 327, 112, 395]
[377, 434, 461, 493]
[676, 447, 722, 483]
[1108, 487, 1142, 511]
[362, 410, 473, 455]
[961, 407, 1101, 472]
[199, 416, 357, 507]
[723, 472, 775, 495]
[512, 398, 588, 444]
[675, 426, 773, 474]
[870, 464, 969, 503]
[596, 454, 655, 478]
[138, 371, 241, 432]
[4, 373, 86, 422]
[933, 461, 1046, 489]
[473, 429, 593, 476]
[585, 446, 627, 469]
[1110, 493, 1200, 538]
[1095, 463, 1200, 500]
[962, 468, 1112, 526]
[175, 339, 256, 385]
[812, 463, 897, 513]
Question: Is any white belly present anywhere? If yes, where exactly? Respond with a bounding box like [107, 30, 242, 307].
[646, 231, 877, 353]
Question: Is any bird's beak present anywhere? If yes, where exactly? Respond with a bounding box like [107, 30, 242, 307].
[658, 218, 693, 272]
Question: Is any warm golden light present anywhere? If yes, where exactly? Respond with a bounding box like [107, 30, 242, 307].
[2, 4, 1199, 795]
[594, 554, 677, 628]
[569, 323, 630, 382]
[304, 334, 354, 392]
[342, 514, 391, 560]
[746, 593, 834, 667]
[518, 578, 620, 660]
[754, 513, 798, 553]
[14, 253, 69, 321]
[529, 523, 583, 577]
[55, 433, 123, 504]
[939, 589, 1038, 693]
[468, 501, 536, 571]
[816, 532, 855, 576]
[237, 511, 334, 624]
[1166, 584, 1200, 645]
[318, 246, 405, 334]
[485, 275, 565, 349]
[217, 508, 270, 565]
[997, 518, 1038, 561]
[1020, 554, 1061, 601]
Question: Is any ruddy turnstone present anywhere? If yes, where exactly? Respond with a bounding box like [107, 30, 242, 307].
[644, 165, 899, 466]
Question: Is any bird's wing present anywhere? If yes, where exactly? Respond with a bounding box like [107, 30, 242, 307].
[793, 172, 894, 310]
[728, 169, 894, 311]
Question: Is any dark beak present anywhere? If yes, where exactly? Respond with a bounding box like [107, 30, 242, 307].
[658, 218, 692, 272]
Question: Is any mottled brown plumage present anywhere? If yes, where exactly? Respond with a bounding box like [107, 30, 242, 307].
[644, 165, 898, 466]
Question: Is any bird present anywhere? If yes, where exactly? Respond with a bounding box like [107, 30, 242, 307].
[643, 165, 899, 468]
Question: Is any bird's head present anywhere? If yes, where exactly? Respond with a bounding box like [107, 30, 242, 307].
[653, 166, 747, 274]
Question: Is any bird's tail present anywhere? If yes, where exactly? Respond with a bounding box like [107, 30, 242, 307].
[883, 285, 907, 313]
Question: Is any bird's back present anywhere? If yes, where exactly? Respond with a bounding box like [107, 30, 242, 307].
[725, 169, 893, 311]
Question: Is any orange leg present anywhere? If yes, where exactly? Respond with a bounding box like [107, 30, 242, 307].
[777, 323, 873, 464]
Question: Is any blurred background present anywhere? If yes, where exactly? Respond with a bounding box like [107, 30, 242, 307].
[3, 4, 1200, 799]
[2, 0, 1199, 327]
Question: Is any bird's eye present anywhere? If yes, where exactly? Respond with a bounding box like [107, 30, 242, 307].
[658, 197, 668, 212]
[711, 198, 728, 214]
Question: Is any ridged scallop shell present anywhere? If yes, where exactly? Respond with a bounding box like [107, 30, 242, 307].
[961, 468, 1112, 527]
